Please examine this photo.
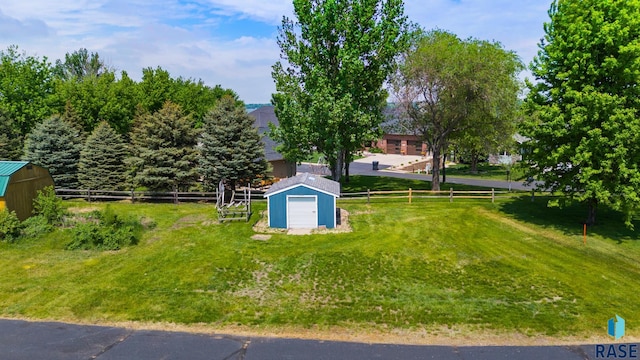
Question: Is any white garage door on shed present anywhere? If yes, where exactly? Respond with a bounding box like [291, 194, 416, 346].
[287, 196, 318, 228]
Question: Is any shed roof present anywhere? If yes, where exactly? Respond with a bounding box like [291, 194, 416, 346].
[0, 161, 29, 197]
[264, 172, 340, 198]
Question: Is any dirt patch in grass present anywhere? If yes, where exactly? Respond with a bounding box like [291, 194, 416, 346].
[252, 209, 352, 234]
[67, 206, 100, 214]
[171, 215, 209, 230]
[312, 208, 352, 234]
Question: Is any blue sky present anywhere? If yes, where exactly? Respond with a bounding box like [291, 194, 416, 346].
[0, 0, 551, 103]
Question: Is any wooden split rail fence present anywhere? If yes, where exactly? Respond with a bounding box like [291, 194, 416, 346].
[55, 189, 265, 204]
[57, 188, 526, 204]
[339, 188, 522, 204]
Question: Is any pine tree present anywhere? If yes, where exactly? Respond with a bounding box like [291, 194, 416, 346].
[199, 96, 268, 190]
[23, 115, 83, 188]
[78, 122, 129, 190]
[127, 101, 199, 191]
[0, 111, 23, 160]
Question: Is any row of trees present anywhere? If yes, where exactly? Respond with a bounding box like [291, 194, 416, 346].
[0, 46, 237, 149]
[270, 0, 523, 190]
[17, 98, 267, 192]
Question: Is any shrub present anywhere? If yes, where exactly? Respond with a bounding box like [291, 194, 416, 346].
[0, 209, 21, 242]
[67, 205, 142, 251]
[369, 147, 384, 154]
[20, 215, 53, 239]
[33, 186, 66, 225]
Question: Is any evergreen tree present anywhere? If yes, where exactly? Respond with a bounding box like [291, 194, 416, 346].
[127, 101, 199, 191]
[0, 111, 23, 160]
[23, 115, 83, 188]
[78, 122, 129, 190]
[199, 96, 268, 190]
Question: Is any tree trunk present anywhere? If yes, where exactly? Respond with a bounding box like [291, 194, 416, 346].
[344, 151, 351, 183]
[586, 198, 597, 226]
[330, 149, 344, 182]
[470, 152, 479, 173]
[431, 146, 441, 191]
[442, 153, 447, 184]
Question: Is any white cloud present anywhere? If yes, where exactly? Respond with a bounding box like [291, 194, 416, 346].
[0, 0, 552, 102]
[0, 9, 52, 40]
[200, 0, 293, 24]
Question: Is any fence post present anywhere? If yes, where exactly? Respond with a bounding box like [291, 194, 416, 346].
[531, 189, 535, 202]
[367, 189, 370, 205]
[409, 188, 412, 204]
[491, 188, 495, 203]
[87, 189, 91, 203]
[449, 188, 453, 203]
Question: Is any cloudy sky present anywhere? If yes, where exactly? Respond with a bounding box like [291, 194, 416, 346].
[0, 0, 551, 103]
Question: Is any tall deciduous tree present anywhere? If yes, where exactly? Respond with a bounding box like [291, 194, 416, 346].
[137, 67, 239, 127]
[22, 115, 83, 188]
[126, 101, 199, 192]
[78, 122, 129, 190]
[54, 48, 110, 80]
[521, 0, 640, 227]
[0, 45, 56, 135]
[271, 0, 411, 182]
[391, 30, 523, 191]
[0, 111, 23, 160]
[53, 70, 138, 135]
[199, 96, 268, 190]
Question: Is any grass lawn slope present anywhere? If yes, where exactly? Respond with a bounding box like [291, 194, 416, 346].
[0, 192, 638, 344]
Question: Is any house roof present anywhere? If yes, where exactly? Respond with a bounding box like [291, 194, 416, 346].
[0, 161, 29, 197]
[264, 172, 340, 198]
[380, 105, 416, 136]
[248, 106, 286, 162]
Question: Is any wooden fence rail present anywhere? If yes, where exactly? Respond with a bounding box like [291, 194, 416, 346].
[56, 187, 525, 204]
[55, 188, 266, 203]
[339, 188, 520, 204]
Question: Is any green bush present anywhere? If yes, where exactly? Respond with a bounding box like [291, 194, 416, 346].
[67, 206, 142, 251]
[369, 147, 384, 154]
[33, 186, 66, 225]
[20, 215, 53, 239]
[0, 209, 21, 242]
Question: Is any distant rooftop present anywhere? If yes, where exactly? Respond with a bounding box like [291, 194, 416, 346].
[248, 106, 285, 162]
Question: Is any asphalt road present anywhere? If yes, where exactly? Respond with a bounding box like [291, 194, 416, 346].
[297, 161, 540, 191]
[0, 319, 604, 359]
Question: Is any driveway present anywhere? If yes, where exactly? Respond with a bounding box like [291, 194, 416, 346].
[0, 319, 600, 360]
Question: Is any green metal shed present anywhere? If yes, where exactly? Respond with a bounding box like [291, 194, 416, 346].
[0, 161, 55, 221]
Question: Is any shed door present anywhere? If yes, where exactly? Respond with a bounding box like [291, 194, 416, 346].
[287, 196, 318, 228]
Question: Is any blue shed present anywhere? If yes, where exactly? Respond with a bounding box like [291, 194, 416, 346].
[264, 173, 340, 229]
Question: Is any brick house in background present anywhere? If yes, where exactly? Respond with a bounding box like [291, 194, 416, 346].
[248, 106, 297, 178]
[370, 107, 428, 156]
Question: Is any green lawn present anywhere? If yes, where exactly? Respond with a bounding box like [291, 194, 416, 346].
[340, 175, 498, 192]
[446, 162, 528, 181]
[0, 195, 638, 339]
